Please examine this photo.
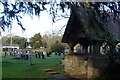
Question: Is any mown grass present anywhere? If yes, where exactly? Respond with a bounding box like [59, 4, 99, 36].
[2, 54, 66, 79]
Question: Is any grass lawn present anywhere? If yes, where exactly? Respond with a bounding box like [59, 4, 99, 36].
[2, 54, 67, 79]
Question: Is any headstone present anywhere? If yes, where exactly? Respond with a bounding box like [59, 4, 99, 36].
[26, 54, 29, 60]
[23, 54, 25, 59]
[46, 52, 50, 57]
[49, 52, 52, 55]
[41, 52, 45, 59]
[10, 52, 12, 56]
[58, 52, 61, 56]
[63, 52, 65, 55]
[16, 51, 21, 58]
[35, 51, 38, 58]
[13, 51, 16, 56]
[38, 52, 41, 58]
[4, 52, 7, 57]
[28, 54, 32, 65]
[43, 52, 46, 55]
[35, 53, 38, 58]
[21, 54, 23, 58]
[55, 52, 57, 56]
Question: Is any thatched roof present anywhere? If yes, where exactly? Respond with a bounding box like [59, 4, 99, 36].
[62, 6, 120, 45]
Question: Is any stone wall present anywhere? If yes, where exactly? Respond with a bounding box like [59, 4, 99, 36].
[63, 53, 110, 78]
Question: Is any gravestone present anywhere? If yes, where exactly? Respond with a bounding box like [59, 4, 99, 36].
[28, 54, 32, 65]
[9, 52, 12, 56]
[38, 52, 41, 58]
[58, 52, 61, 56]
[26, 54, 29, 60]
[46, 52, 50, 57]
[4, 52, 7, 57]
[49, 52, 52, 55]
[55, 52, 57, 56]
[23, 54, 26, 59]
[35, 53, 38, 58]
[41, 52, 45, 59]
[16, 51, 21, 58]
[21, 54, 23, 58]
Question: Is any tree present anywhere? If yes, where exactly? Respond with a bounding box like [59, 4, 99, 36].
[0, 1, 119, 31]
[0, 1, 70, 32]
[2, 36, 27, 48]
[42, 32, 68, 51]
[51, 41, 65, 52]
[2, 36, 9, 44]
[29, 33, 42, 48]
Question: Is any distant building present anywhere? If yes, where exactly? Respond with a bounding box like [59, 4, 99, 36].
[2, 44, 19, 51]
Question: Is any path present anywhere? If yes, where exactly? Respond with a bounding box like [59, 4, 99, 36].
[43, 69, 80, 80]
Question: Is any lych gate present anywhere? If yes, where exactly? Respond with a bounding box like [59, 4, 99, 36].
[62, 5, 120, 78]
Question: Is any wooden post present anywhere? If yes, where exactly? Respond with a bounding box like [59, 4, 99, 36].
[68, 42, 76, 54]
[92, 41, 103, 54]
[69, 46, 74, 54]
[82, 46, 88, 53]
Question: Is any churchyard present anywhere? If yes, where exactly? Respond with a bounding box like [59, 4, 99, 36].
[2, 51, 67, 79]
[1, 1, 120, 80]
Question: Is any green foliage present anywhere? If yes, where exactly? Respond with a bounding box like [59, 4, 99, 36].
[51, 41, 65, 52]
[2, 36, 27, 48]
[3, 48, 8, 51]
[29, 33, 42, 48]
[0, 1, 119, 31]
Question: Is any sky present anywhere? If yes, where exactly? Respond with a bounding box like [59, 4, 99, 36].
[1, 4, 70, 38]
[1, 1, 115, 39]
